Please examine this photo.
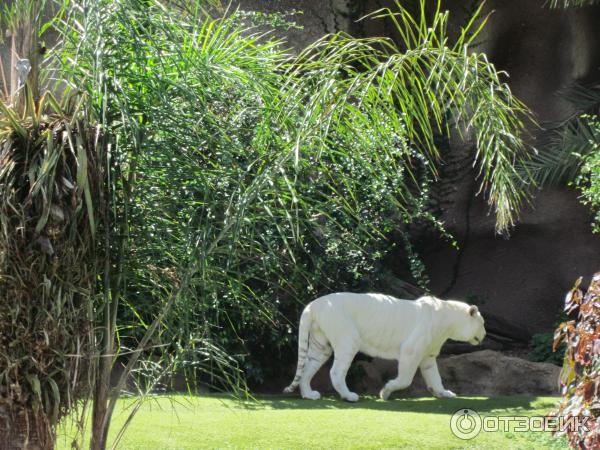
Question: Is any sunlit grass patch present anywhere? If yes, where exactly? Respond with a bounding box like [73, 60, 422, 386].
[57, 394, 565, 449]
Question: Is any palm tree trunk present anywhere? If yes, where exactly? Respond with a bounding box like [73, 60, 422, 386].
[90, 357, 111, 450]
[0, 406, 54, 450]
[0, 7, 50, 450]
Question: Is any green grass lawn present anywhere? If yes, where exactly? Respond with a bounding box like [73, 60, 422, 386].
[56, 395, 566, 449]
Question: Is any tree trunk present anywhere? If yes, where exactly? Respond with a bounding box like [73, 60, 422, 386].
[90, 354, 111, 450]
[0, 406, 54, 450]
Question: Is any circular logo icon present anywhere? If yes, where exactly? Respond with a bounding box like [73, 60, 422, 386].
[450, 408, 482, 440]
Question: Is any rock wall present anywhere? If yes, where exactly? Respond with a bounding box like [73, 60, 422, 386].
[417, 1, 600, 336]
[237, 0, 600, 337]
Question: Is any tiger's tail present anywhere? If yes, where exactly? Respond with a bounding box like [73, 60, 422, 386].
[283, 305, 312, 393]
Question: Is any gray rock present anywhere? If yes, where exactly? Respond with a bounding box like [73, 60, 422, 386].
[310, 350, 561, 397]
[432, 350, 560, 396]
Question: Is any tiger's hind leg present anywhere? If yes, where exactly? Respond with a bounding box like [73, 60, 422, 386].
[299, 330, 332, 400]
[329, 342, 360, 402]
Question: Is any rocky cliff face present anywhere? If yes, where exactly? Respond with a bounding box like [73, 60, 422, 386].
[236, 0, 600, 337]
[418, 1, 600, 338]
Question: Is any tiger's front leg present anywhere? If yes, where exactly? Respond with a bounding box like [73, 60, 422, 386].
[419, 355, 455, 398]
[379, 344, 423, 401]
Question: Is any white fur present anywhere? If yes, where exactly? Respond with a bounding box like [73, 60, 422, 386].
[283, 293, 486, 401]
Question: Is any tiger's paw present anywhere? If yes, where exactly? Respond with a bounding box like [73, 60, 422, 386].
[432, 389, 456, 399]
[343, 392, 359, 402]
[379, 388, 391, 401]
[302, 390, 321, 400]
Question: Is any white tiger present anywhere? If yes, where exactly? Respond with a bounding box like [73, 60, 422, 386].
[283, 293, 486, 401]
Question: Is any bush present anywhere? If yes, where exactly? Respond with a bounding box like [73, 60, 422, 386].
[575, 115, 600, 232]
[529, 332, 565, 366]
[553, 272, 600, 448]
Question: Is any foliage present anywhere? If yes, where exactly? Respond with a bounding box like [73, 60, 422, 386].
[234, 9, 304, 31]
[297, 1, 531, 234]
[526, 84, 600, 188]
[574, 116, 600, 232]
[525, 86, 600, 235]
[530, 311, 568, 365]
[553, 273, 600, 448]
[529, 333, 566, 366]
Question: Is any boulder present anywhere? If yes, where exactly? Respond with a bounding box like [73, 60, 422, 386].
[310, 350, 561, 397]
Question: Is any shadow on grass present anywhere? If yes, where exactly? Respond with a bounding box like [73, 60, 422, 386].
[226, 394, 560, 414]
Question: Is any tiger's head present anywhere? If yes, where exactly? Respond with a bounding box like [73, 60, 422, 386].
[451, 303, 486, 345]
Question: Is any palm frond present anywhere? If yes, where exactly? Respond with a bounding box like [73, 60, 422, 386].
[548, 0, 600, 8]
[527, 116, 600, 186]
[287, 0, 531, 233]
[527, 83, 600, 186]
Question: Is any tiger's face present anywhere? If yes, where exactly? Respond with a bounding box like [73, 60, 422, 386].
[453, 304, 486, 345]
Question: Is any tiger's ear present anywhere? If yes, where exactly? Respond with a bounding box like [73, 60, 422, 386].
[469, 305, 478, 317]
